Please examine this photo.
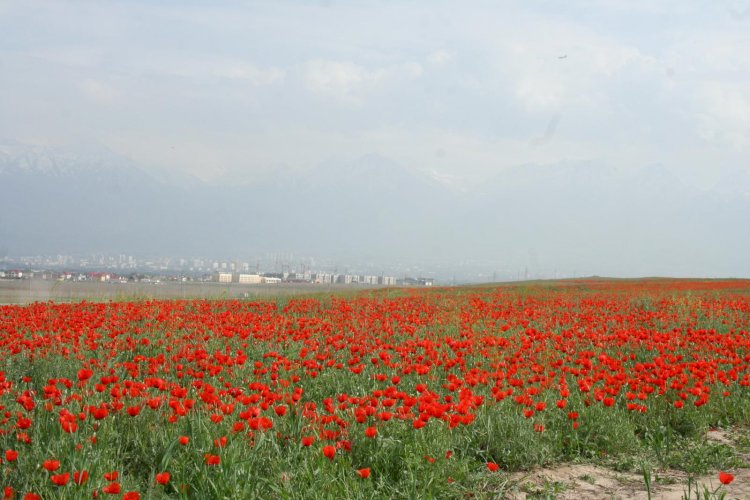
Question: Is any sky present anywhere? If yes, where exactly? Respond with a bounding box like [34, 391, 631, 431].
[0, 0, 748, 185]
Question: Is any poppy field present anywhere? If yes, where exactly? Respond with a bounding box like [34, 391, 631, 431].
[1, 279, 750, 498]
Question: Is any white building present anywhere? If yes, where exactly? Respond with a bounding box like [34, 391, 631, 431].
[218, 273, 233, 283]
[315, 273, 334, 284]
[238, 274, 262, 284]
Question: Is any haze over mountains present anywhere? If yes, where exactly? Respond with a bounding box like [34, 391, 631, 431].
[1, 140, 748, 279]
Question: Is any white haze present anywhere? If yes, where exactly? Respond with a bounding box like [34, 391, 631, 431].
[0, 1, 748, 280]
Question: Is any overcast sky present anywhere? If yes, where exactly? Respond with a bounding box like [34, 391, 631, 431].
[1, 0, 748, 184]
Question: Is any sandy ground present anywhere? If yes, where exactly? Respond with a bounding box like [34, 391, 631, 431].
[504, 430, 750, 499]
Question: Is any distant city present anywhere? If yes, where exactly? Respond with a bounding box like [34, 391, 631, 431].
[0, 253, 436, 286]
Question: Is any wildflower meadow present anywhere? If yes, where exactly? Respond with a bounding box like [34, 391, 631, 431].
[1, 279, 749, 498]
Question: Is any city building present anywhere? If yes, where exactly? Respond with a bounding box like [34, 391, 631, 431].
[238, 274, 262, 284]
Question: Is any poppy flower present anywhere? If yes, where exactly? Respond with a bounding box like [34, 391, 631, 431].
[301, 436, 314, 447]
[356, 468, 371, 478]
[365, 426, 377, 438]
[155, 472, 170, 485]
[487, 462, 500, 472]
[719, 472, 734, 485]
[179, 436, 189, 446]
[5, 450, 18, 462]
[123, 492, 140, 500]
[43, 459, 61, 471]
[74, 470, 89, 485]
[103, 471, 118, 481]
[102, 482, 121, 494]
[91, 407, 108, 420]
[60, 418, 77, 433]
[322, 445, 335, 460]
[50, 473, 70, 486]
[204, 454, 220, 466]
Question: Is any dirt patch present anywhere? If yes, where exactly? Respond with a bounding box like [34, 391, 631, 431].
[707, 429, 734, 446]
[504, 464, 750, 499]
[501, 428, 750, 498]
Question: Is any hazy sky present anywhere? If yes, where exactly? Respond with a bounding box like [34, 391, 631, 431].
[1, 0, 748, 184]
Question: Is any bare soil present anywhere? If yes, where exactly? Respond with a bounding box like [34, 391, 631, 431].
[504, 429, 750, 499]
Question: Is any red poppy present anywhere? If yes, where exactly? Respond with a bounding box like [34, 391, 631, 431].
[60, 417, 77, 434]
[155, 472, 170, 485]
[102, 482, 121, 494]
[365, 426, 377, 438]
[92, 407, 108, 420]
[719, 472, 734, 485]
[301, 436, 315, 447]
[51, 472, 70, 486]
[487, 462, 499, 472]
[356, 468, 371, 478]
[5, 450, 18, 462]
[103, 471, 118, 481]
[43, 459, 60, 471]
[204, 454, 220, 466]
[179, 436, 189, 446]
[74, 470, 89, 485]
[123, 492, 140, 500]
[322, 445, 335, 460]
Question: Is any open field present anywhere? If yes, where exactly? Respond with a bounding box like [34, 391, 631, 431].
[0, 279, 377, 305]
[1, 279, 750, 498]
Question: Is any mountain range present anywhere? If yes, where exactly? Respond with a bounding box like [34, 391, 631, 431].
[1, 140, 748, 278]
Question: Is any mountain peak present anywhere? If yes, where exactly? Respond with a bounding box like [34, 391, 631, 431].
[0, 140, 147, 180]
